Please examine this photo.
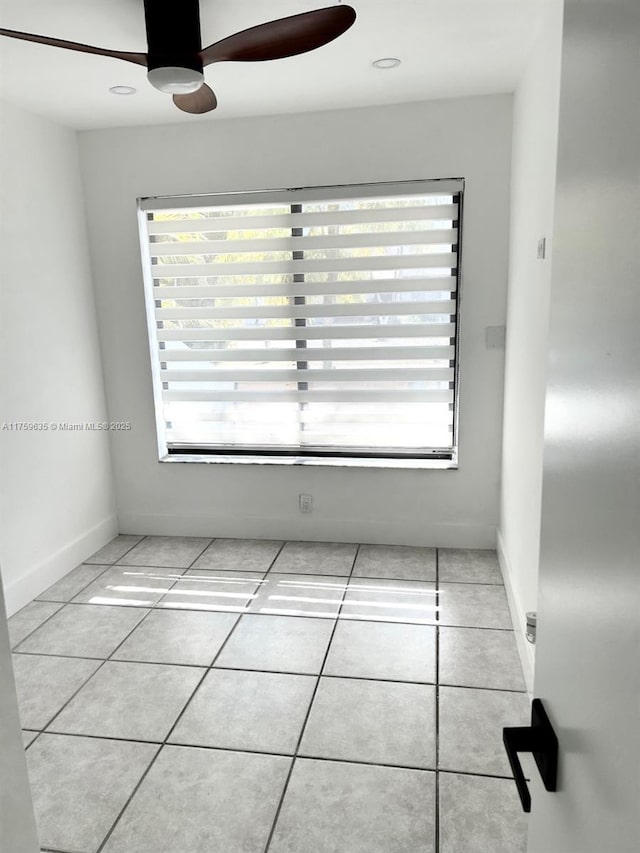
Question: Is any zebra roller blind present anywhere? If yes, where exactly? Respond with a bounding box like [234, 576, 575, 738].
[138, 179, 463, 460]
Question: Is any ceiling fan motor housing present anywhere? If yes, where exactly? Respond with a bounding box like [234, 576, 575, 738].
[144, 0, 204, 92]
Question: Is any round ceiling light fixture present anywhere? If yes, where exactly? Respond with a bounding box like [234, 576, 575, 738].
[147, 66, 204, 94]
[109, 85, 137, 95]
[372, 57, 401, 70]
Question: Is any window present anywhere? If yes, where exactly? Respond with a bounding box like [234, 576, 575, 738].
[138, 179, 463, 465]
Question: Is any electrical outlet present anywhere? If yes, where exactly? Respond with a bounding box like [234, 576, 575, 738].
[299, 493, 313, 513]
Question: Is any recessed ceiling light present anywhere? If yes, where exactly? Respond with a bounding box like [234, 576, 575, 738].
[372, 57, 401, 70]
[109, 85, 136, 95]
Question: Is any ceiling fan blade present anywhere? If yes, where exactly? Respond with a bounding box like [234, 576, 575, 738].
[200, 5, 356, 66]
[0, 27, 147, 66]
[172, 83, 217, 114]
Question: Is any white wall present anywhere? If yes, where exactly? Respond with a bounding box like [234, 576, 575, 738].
[0, 102, 117, 616]
[497, 3, 563, 687]
[79, 95, 512, 546]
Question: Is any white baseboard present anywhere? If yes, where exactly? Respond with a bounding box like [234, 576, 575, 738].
[118, 510, 496, 549]
[3, 515, 118, 617]
[496, 528, 535, 694]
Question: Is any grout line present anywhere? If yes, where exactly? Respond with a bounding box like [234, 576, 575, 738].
[429, 681, 527, 695]
[121, 567, 195, 612]
[16, 561, 120, 649]
[10, 603, 66, 651]
[28, 596, 517, 632]
[38, 729, 163, 747]
[33, 562, 113, 606]
[212, 665, 437, 686]
[84, 534, 148, 566]
[36, 659, 109, 734]
[434, 622, 514, 632]
[110, 561, 198, 571]
[34, 730, 522, 782]
[435, 547, 440, 853]
[23, 730, 41, 750]
[33, 567, 506, 588]
[37, 604, 158, 734]
[9, 649, 527, 694]
[436, 766, 524, 782]
[262, 543, 360, 853]
[265, 540, 288, 573]
[14, 606, 151, 660]
[95, 589, 244, 853]
[153, 610, 246, 744]
[174, 567, 269, 576]
[112, 535, 214, 573]
[105, 608, 155, 661]
[94, 745, 162, 853]
[154, 580, 264, 613]
[186, 538, 218, 569]
[32, 598, 163, 610]
[111, 563, 192, 573]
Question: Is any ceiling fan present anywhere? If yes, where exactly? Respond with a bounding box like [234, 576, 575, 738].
[0, 1, 356, 114]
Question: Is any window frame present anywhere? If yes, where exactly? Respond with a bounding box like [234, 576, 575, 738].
[137, 177, 464, 469]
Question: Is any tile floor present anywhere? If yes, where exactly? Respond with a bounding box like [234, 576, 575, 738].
[8, 535, 530, 853]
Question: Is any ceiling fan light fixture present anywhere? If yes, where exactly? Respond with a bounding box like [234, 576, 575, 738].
[147, 66, 204, 94]
[109, 85, 136, 95]
[372, 57, 401, 70]
[0, 3, 357, 115]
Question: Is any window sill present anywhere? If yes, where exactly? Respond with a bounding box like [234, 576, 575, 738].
[159, 453, 458, 470]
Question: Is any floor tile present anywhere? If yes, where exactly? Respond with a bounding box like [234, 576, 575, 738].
[169, 669, 316, 754]
[157, 571, 262, 613]
[272, 541, 357, 576]
[215, 614, 334, 674]
[112, 609, 239, 666]
[269, 758, 436, 853]
[16, 604, 148, 659]
[8, 601, 63, 648]
[192, 538, 283, 572]
[72, 566, 183, 608]
[35, 564, 111, 603]
[439, 548, 503, 584]
[22, 730, 38, 748]
[50, 661, 204, 742]
[353, 544, 436, 581]
[118, 536, 212, 568]
[12, 654, 100, 730]
[247, 573, 347, 618]
[102, 745, 290, 853]
[27, 733, 157, 853]
[439, 686, 530, 777]
[85, 534, 144, 564]
[439, 772, 527, 853]
[439, 627, 526, 691]
[299, 677, 436, 769]
[341, 578, 438, 624]
[439, 583, 513, 629]
[324, 620, 436, 683]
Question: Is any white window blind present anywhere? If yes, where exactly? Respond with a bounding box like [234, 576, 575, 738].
[138, 179, 463, 461]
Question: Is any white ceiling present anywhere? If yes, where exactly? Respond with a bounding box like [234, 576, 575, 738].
[0, 0, 547, 129]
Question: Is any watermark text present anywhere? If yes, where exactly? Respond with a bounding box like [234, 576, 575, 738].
[2, 421, 132, 432]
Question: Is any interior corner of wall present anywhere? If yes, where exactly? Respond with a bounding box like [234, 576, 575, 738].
[497, 527, 535, 694]
[2, 514, 118, 618]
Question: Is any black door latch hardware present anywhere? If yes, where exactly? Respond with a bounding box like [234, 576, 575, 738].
[503, 698, 558, 813]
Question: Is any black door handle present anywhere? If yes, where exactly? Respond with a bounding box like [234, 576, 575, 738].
[503, 698, 558, 813]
